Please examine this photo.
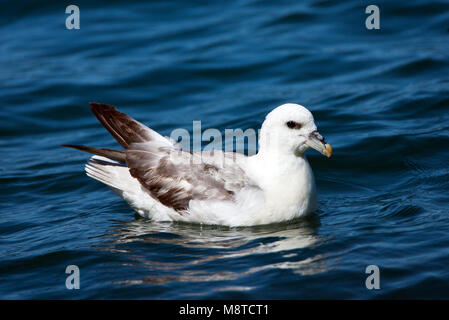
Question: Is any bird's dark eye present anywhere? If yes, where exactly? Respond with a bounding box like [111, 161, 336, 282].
[286, 121, 302, 129]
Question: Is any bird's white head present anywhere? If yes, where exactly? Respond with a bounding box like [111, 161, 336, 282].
[258, 103, 332, 158]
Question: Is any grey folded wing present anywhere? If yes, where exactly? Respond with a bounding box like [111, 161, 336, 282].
[86, 103, 260, 213]
[126, 143, 259, 212]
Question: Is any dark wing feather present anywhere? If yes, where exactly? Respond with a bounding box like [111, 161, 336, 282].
[62, 144, 126, 162]
[89, 102, 159, 148]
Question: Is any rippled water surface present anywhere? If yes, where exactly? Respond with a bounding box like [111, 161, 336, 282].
[1, 0, 449, 299]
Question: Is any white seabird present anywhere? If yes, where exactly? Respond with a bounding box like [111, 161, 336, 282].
[64, 103, 332, 227]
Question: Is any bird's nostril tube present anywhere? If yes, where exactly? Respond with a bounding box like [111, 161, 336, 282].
[312, 131, 325, 144]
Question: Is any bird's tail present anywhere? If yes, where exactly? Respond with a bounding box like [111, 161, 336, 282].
[62, 145, 130, 193]
[84, 155, 133, 195]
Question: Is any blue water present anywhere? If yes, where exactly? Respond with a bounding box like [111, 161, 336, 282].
[1, 0, 449, 299]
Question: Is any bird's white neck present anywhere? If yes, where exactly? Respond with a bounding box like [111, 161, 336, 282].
[246, 149, 318, 223]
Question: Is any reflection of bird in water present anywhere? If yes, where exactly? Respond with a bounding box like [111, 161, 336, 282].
[99, 215, 330, 290]
[64, 103, 332, 226]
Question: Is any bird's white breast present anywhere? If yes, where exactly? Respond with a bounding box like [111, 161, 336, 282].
[246, 154, 317, 224]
